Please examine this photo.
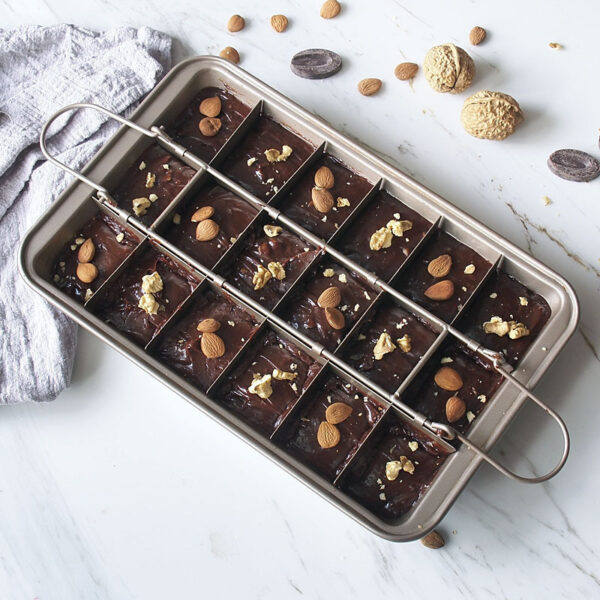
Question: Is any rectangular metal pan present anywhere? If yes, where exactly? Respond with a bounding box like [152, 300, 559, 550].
[19, 56, 578, 541]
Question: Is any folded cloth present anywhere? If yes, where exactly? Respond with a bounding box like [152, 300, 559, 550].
[0, 25, 172, 404]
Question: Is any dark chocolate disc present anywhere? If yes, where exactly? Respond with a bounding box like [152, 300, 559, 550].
[547, 149, 600, 182]
[290, 49, 342, 79]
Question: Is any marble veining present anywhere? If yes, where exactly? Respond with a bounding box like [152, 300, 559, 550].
[2, 1, 599, 598]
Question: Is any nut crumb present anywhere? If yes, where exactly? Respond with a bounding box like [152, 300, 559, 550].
[172, 213, 181, 225]
[358, 334, 366, 341]
[397, 334, 412, 352]
[84, 288, 93, 302]
[75, 237, 85, 245]
[408, 441, 419, 451]
[132, 197, 151, 217]
[263, 224, 282, 237]
[138, 161, 146, 170]
[264, 145, 293, 163]
[272, 368, 297, 381]
[336, 197, 350, 207]
[464, 264, 475, 274]
[440, 357, 453, 364]
[145, 172, 156, 188]
[478, 394, 487, 403]
[247, 157, 256, 166]
[519, 296, 529, 306]
[149, 194, 158, 203]
[116, 233, 125, 243]
[386, 456, 414, 480]
[549, 42, 562, 49]
[323, 268, 335, 277]
[466, 411, 476, 423]
[543, 195, 552, 206]
[483, 316, 530, 339]
[338, 273, 347, 284]
[387, 219, 413, 237]
[489, 292, 498, 299]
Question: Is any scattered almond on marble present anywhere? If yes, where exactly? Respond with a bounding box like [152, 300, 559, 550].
[469, 26, 486, 46]
[358, 78, 382, 96]
[320, 0, 341, 19]
[227, 15, 245, 33]
[270, 14, 288, 33]
[394, 62, 419, 81]
[421, 530, 445, 549]
[219, 46, 240, 64]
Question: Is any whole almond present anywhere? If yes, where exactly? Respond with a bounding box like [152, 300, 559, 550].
[320, 0, 341, 19]
[219, 46, 240, 64]
[424, 279, 454, 301]
[227, 15, 245, 33]
[395, 62, 419, 80]
[76, 262, 98, 284]
[270, 14, 288, 33]
[358, 78, 382, 96]
[434, 366, 463, 391]
[196, 219, 220, 242]
[191, 206, 215, 222]
[201, 332, 226, 359]
[317, 421, 341, 448]
[312, 187, 334, 213]
[325, 402, 353, 425]
[446, 396, 466, 423]
[325, 307, 345, 330]
[318, 286, 341, 308]
[427, 254, 452, 278]
[469, 26, 486, 46]
[199, 117, 222, 137]
[197, 318, 221, 333]
[421, 530, 445, 549]
[314, 165, 335, 189]
[77, 238, 95, 263]
[199, 96, 222, 118]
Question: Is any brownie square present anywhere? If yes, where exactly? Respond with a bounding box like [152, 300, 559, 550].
[280, 375, 386, 480]
[220, 116, 315, 199]
[95, 246, 199, 346]
[163, 184, 258, 268]
[279, 155, 372, 240]
[52, 213, 138, 303]
[335, 190, 432, 281]
[155, 289, 260, 391]
[395, 229, 491, 322]
[171, 86, 251, 162]
[217, 330, 322, 436]
[342, 300, 438, 393]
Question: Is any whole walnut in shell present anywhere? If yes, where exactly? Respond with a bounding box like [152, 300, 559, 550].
[461, 90, 524, 140]
[423, 43, 475, 93]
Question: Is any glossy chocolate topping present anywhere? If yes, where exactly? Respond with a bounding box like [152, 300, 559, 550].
[171, 86, 251, 162]
[220, 116, 315, 199]
[112, 144, 196, 226]
[223, 224, 318, 310]
[335, 190, 432, 281]
[342, 300, 438, 393]
[163, 184, 258, 269]
[280, 261, 376, 350]
[96, 246, 199, 346]
[458, 271, 551, 366]
[406, 345, 503, 433]
[279, 154, 372, 240]
[342, 416, 448, 520]
[155, 289, 260, 391]
[218, 330, 322, 436]
[280, 375, 386, 480]
[52, 213, 138, 303]
[395, 229, 491, 322]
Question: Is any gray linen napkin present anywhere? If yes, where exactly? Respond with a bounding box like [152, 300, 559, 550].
[0, 25, 172, 404]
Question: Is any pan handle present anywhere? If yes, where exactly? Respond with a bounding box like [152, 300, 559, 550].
[454, 363, 570, 483]
[39, 102, 160, 198]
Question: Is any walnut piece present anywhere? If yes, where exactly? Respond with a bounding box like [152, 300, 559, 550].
[385, 456, 415, 481]
[483, 316, 530, 339]
[132, 197, 151, 217]
[272, 368, 297, 381]
[141, 271, 163, 294]
[267, 261, 286, 280]
[424, 43, 475, 93]
[248, 373, 273, 399]
[264, 145, 293, 163]
[397, 334, 412, 352]
[461, 90, 524, 140]
[369, 227, 393, 251]
[373, 332, 396, 360]
[252, 265, 272, 290]
[263, 225, 282, 237]
[386, 219, 413, 237]
[138, 293, 159, 315]
[145, 172, 156, 188]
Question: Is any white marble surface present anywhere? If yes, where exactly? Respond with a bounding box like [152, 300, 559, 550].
[2, 1, 600, 598]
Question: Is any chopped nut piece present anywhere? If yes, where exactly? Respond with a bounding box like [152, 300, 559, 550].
[138, 161, 146, 170]
[489, 292, 498, 299]
[336, 197, 350, 207]
[397, 334, 412, 352]
[84, 288, 93, 302]
[267, 261, 286, 280]
[272, 368, 298, 381]
[172, 213, 181, 225]
[138, 293, 159, 315]
[70, 244, 77, 251]
[508, 322, 530, 339]
[466, 411, 476, 423]
[408, 441, 419, 451]
[264, 145, 293, 163]
[483, 316, 530, 339]
[148, 193, 158, 203]
[549, 42, 562, 49]
[379, 493, 387, 501]
[543, 195, 552, 206]
[252, 265, 272, 290]
[247, 157, 256, 166]
[132, 197, 151, 217]
[464, 264, 475, 274]
[478, 394, 487, 403]
[373, 332, 396, 360]
[141, 271, 163, 294]
[116, 233, 125, 244]
[385, 456, 415, 480]
[323, 268, 335, 277]
[369, 227, 393, 251]
[53, 274, 61, 282]
[75, 237, 85, 245]
[248, 373, 273, 399]
[519, 296, 529, 306]
[338, 273, 347, 284]
[386, 219, 413, 237]
[440, 357, 453, 364]
[263, 224, 282, 237]
[145, 172, 156, 188]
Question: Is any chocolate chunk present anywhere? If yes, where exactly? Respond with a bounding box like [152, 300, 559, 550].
[290, 49, 343, 79]
[547, 149, 600, 182]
